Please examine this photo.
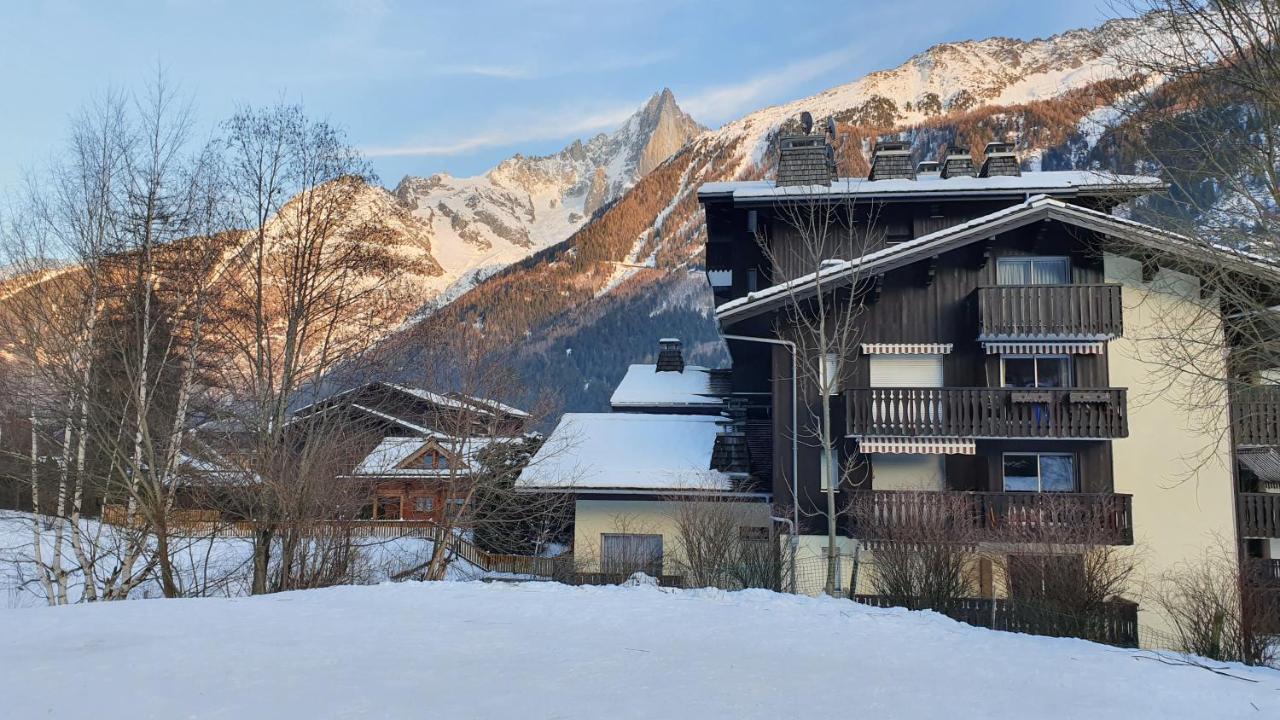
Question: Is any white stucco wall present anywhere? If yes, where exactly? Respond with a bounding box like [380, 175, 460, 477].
[573, 498, 770, 574]
[1104, 253, 1239, 639]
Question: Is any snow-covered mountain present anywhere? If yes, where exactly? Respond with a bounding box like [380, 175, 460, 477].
[377, 14, 1179, 415]
[390, 88, 703, 308]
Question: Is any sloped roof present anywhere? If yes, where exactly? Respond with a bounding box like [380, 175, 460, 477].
[609, 364, 723, 409]
[516, 413, 732, 492]
[715, 194, 1280, 323]
[353, 435, 515, 477]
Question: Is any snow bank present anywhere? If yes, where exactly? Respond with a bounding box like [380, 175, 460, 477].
[0, 581, 1275, 719]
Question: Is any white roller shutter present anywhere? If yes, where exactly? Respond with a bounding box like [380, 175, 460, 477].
[869, 354, 943, 387]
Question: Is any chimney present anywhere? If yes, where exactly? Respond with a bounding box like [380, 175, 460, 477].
[711, 398, 750, 475]
[939, 146, 975, 179]
[867, 139, 913, 181]
[916, 160, 940, 176]
[656, 338, 685, 373]
[776, 112, 836, 187]
[979, 141, 1021, 177]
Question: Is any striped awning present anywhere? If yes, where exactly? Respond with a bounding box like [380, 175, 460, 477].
[983, 341, 1105, 355]
[862, 343, 953, 355]
[856, 437, 975, 455]
[1239, 448, 1280, 483]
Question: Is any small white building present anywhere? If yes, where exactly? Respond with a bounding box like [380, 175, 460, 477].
[518, 340, 770, 578]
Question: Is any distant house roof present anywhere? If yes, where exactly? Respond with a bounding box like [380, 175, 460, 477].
[516, 413, 734, 493]
[353, 435, 515, 478]
[715, 194, 1280, 324]
[609, 364, 723, 410]
[697, 170, 1164, 204]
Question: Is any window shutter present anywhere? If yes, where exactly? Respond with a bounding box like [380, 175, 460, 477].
[869, 354, 943, 387]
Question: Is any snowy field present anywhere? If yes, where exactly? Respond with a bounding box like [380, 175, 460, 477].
[0, 580, 1277, 719]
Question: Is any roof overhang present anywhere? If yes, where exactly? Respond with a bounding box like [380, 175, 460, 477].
[715, 194, 1280, 324]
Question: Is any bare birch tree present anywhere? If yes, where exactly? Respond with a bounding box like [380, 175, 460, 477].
[754, 181, 881, 595]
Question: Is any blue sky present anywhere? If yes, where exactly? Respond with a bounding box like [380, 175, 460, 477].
[0, 1, 1111, 193]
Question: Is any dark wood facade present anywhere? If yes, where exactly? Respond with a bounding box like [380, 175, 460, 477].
[701, 181, 1136, 541]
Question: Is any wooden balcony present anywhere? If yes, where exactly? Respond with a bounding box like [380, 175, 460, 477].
[1231, 385, 1280, 447]
[1239, 493, 1280, 538]
[847, 490, 1134, 545]
[847, 387, 1128, 439]
[977, 284, 1123, 340]
[1246, 558, 1280, 586]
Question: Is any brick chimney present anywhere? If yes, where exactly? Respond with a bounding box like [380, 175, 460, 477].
[776, 113, 836, 187]
[979, 141, 1021, 177]
[939, 146, 975, 179]
[656, 338, 685, 373]
[867, 139, 913, 181]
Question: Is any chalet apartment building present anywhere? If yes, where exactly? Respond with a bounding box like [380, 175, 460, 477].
[697, 129, 1280, 640]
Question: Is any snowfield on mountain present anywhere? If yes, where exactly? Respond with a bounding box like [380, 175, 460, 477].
[1, 580, 1276, 719]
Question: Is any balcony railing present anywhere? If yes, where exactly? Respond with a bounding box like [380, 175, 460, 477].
[1231, 385, 1280, 447]
[847, 490, 1134, 545]
[1246, 558, 1280, 586]
[852, 595, 1139, 647]
[847, 387, 1128, 439]
[1239, 493, 1280, 538]
[977, 284, 1123, 339]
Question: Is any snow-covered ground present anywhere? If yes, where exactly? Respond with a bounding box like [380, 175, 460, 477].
[0, 511, 477, 607]
[0, 580, 1275, 719]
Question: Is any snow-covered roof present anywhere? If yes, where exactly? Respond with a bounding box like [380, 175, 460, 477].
[353, 435, 516, 477]
[516, 413, 732, 492]
[609, 364, 722, 409]
[698, 170, 1164, 203]
[716, 194, 1278, 323]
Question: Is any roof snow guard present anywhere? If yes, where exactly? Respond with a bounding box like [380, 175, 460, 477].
[776, 134, 835, 187]
[868, 140, 913, 181]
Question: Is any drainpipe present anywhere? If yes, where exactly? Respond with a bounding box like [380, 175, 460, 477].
[723, 333, 799, 592]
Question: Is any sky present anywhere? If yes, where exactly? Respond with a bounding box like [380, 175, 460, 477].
[0, 1, 1113, 194]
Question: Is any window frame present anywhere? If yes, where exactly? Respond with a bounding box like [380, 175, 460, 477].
[1001, 452, 1078, 493]
[995, 256, 1071, 286]
[600, 533, 664, 576]
[999, 354, 1072, 389]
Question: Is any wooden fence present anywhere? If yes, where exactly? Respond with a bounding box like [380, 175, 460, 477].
[852, 594, 1139, 648]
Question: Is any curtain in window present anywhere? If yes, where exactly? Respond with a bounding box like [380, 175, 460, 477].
[997, 259, 1029, 285]
[601, 534, 664, 576]
[1031, 258, 1069, 284]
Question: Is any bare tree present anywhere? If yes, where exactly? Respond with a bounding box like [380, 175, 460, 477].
[849, 493, 979, 608]
[204, 102, 410, 594]
[1104, 2, 1280, 424]
[410, 330, 571, 582]
[1155, 546, 1277, 666]
[666, 494, 786, 590]
[753, 181, 882, 595]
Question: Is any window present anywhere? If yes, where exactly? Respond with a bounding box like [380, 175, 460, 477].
[1001, 355, 1071, 389]
[746, 268, 759, 292]
[375, 495, 402, 520]
[820, 449, 839, 491]
[413, 496, 435, 513]
[1008, 554, 1085, 600]
[600, 534, 663, 576]
[419, 451, 450, 470]
[996, 257, 1070, 285]
[1002, 453, 1076, 492]
[820, 352, 840, 395]
[445, 497, 466, 519]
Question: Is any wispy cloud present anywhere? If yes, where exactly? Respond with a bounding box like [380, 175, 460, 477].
[363, 102, 640, 157]
[680, 48, 860, 124]
[431, 64, 534, 79]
